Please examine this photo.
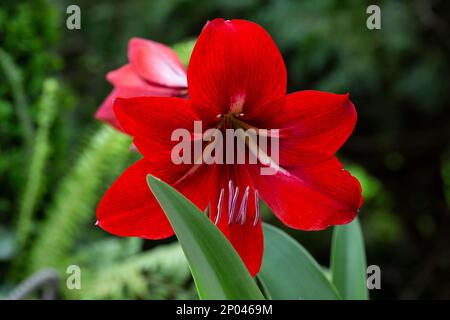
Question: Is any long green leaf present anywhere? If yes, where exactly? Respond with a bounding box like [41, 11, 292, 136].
[330, 218, 369, 300]
[258, 223, 340, 300]
[29, 126, 131, 273]
[147, 175, 264, 300]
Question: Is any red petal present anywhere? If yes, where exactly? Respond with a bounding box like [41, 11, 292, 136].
[268, 91, 357, 166]
[96, 159, 174, 239]
[96, 64, 184, 131]
[96, 89, 124, 130]
[249, 157, 362, 231]
[106, 64, 149, 88]
[128, 38, 187, 89]
[97, 159, 219, 239]
[209, 165, 264, 276]
[228, 219, 263, 277]
[188, 19, 286, 122]
[174, 163, 221, 214]
[95, 84, 182, 131]
[113, 96, 199, 164]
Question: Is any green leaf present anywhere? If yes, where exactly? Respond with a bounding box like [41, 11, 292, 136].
[330, 218, 369, 300]
[147, 175, 264, 300]
[258, 223, 341, 300]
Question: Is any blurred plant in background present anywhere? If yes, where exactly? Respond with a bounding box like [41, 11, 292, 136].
[0, 0, 196, 299]
[1, 0, 449, 299]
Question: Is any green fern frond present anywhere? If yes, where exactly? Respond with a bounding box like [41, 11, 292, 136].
[29, 125, 132, 273]
[0, 47, 34, 148]
[71, 237, 143, 270]
[68, 243, 192, 300]
[16, 79, 60, 247]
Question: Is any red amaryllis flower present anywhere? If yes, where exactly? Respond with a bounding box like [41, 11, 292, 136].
[95, 38, 187, 130]
[97, 19, 363, 276]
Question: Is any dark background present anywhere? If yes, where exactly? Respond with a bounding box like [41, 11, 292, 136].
[1, 0, 449, 299]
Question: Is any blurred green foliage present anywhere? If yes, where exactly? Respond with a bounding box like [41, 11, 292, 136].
[1, 0, 449, 299]
[0, 0, 197, 299]
[1, 0, 59, 221]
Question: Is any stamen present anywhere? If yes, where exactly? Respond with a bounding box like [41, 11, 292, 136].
[214, 188, 224, 225]
[228, 180, 234, 216]
[228, 186, 239, 225]
[253, 190, 260, 227]
[236, 186, 250, 225]
[216, 114, 223, 118]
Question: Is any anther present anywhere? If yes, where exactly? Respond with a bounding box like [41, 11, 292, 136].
[214, 188, 224, 225]
[228, 180, 234, 216]
[236, 186, 250, 225]
[253, 190, 260, 227]
[228, 186, 239, 225]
